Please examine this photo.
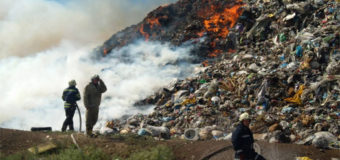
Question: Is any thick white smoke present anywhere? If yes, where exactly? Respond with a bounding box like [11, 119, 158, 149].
[0, 0, 177, 58]
[0, 41, 197, 130]
[0, 0, 200, 131]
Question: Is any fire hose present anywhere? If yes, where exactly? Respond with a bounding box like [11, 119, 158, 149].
[76, 104, 82, 132]
[200, 143, 261, 160]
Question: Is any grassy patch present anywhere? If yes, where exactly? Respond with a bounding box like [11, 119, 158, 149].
[0, 151, 36, 160]
[109, 134, 159, 158]
[49, 146, 110, 160]
[0, 146, 110, 160]
[0, 145, 175, 160]
[1, 134, 175, 160]
[127, 145, 175, 160]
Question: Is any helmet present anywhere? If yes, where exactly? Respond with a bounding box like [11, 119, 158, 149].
[69, 80, 76, 86]
[239, 112, 250, 121]
[91, 74, 99, 80]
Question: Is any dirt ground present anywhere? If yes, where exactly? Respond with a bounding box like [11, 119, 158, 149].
[0, 128, 339, 160]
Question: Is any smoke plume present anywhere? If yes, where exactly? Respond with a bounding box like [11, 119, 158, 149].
[0, 0, 177, 58]
[0, 0, 200, 131]
[0, 40, 197, 130]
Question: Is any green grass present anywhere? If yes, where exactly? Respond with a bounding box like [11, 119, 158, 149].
[0, 144, 175, 160]
[0, 146, 110, 160]
[1, 134, 175, 160]
[49, 146, 110, 160]
[0, 151, 36, 160]
[127, 145, 175, 160]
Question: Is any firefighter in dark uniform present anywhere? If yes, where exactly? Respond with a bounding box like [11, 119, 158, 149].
[232, 112, 266, 160]
[61, 80, 81, 132]
[84, 75, 107, 137]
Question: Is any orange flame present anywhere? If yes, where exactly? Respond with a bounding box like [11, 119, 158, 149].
[208, 49, 222, 57]
[197, 30, 205, 37]
[103, 48, 108, 55]
[202, 60, 209, 67]
[139, 24, 149, 41]
[197, 1, 244, 57]
[203, 4, 243, 38]
[139, 17, 161, 41]
[147, 18, 161, 28]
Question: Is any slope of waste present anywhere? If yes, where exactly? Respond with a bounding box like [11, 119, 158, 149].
[98, 0, 244, 58]
[99, 0, 340, 150]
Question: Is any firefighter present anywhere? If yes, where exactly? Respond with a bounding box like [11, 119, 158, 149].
[232, 112, 266, 160]
[84, 74, 107, 137]
[61, 80, 81, 132]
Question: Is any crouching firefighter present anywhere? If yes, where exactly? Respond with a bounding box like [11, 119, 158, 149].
[232, 112, 266, 160]
[61, 80, 81, 132]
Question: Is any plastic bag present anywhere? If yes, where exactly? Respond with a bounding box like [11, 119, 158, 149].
[284, 85, 305, 105]
[296, 45, 303, 57]
[279, 33, 287, 42]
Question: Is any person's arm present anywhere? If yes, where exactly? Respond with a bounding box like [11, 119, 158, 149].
[98, 79, 107, 93]
[232, 126, 243, 154]
[83, 86, 90, 109]
[75, 88, 81, 101]
[62, 89, 66, 101]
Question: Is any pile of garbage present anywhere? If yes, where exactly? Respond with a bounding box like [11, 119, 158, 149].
[101, 0, 340, 149]
[97, 0, 244, 57]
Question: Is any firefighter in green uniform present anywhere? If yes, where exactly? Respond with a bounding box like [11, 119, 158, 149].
[62, 80, 81, 132]
[84, 75, 107, 136]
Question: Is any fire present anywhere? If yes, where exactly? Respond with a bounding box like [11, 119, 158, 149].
[197, 1, 244, 57]
[139, 17, 161, 41]
[203, 4, 243, 38]
[197, 30, 205, 37]
[207, 39, 223, 57]
[202, 60, 209, 67]
[208, 49, 222, 57]
[147, 18, 161, 29]
[103, 48, 108, 55]
[139, 24, 149, 41]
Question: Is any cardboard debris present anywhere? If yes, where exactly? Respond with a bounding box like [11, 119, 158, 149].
[28, 142, 57, 154]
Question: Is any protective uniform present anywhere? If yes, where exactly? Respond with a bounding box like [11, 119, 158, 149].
[61, 81, 80, 132]
[84, 77, 107, 135]
[232, 113, 265, 160]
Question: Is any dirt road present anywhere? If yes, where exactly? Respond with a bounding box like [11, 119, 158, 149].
[0, 128, 339, 160]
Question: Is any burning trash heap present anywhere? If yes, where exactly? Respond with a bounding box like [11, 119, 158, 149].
[99, 0, 340, 149]
[99, 0, 244, 57]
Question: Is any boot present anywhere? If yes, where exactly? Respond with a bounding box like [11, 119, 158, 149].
[69, 124, 74, 131]
[86, 130, 93, 137]
[61, 125, 67, 132]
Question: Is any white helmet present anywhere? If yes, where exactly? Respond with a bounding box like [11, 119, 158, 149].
[91, 74, 99, 80]
[69, 80, 76, 86]
[239, 112, 250, 121]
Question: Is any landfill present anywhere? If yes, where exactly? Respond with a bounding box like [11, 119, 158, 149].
[99, 0, 340, 149]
